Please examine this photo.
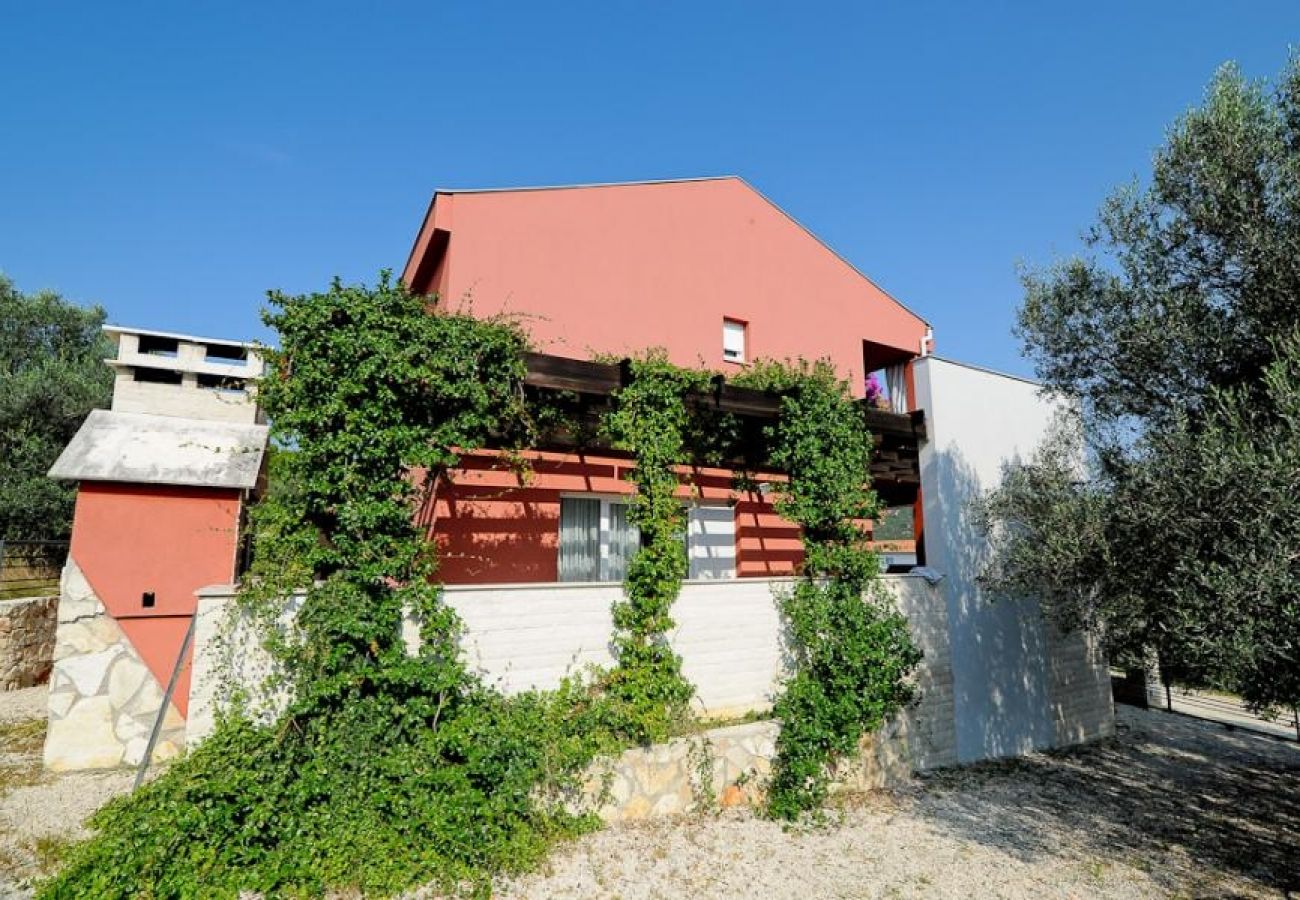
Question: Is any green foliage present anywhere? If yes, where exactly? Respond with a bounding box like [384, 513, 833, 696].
[44, 686, 617, 899]
[0, 275, 111, 540]
[1182, 329, 1300, 711]
[600, 353, 708, 741]
[973, 413, 1114, 636]
[40, 274, 617, 899]
[988, 56, 1300, 713]
[736, 360, 921, 819]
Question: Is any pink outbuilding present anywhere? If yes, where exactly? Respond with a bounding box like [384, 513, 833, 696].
[43, 329, 266, 770]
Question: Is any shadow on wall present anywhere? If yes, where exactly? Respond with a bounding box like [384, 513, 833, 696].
[427, 485, 561, 584]
[927, 446, 1054, 764]
[916, 709, 1300, 895]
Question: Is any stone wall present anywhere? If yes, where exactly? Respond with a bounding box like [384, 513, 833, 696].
[180, 573, 1112, 802]
[43, 560, 186, 771]
[576, 713, 924, 823]
[0, 595, 57, 690]
[1045, 619, 1116, 746]
[189, 576, 959, 750]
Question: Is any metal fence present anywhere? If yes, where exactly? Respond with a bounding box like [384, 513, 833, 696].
[1112, 669, 1300, 743]
[0, 539, 68, 600]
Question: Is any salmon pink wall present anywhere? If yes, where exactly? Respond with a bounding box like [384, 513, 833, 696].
[69, 482, 243, 716]
[420, 450, 803, 584]
[403, 178, 929, 397]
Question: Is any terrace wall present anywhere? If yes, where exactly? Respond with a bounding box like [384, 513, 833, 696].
[188, 574, 1113, 806]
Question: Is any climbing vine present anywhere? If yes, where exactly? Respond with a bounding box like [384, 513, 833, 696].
[735, 359, 922, 820]
[40, 275, 621, 899]
[600, 353, 710, 741]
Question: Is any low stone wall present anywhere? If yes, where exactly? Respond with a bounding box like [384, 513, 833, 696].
[576, 715, 920, 823]
[0, 595, 57, 690]
[189, 576, 959, 753]
[178, 573, 1114, 796]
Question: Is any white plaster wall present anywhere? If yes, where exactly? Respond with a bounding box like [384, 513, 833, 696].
[441, 578, 788, 718]
[913, 356, 1114, 762]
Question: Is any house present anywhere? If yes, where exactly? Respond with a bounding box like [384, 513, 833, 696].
[47, 176, 1114, 777]
[401, 176, 931, 584]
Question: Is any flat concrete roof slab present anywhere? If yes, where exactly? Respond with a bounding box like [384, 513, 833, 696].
[48, 410, 268, 489]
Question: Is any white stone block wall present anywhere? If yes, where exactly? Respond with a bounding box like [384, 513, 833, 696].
[0, 595, 57, 691]
[190, 575, 966, 781]
[1045, 619, 1117, 746]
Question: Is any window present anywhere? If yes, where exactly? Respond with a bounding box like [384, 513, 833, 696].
[132, 367, 182, 385]
[686, 503, 736, 579]
[196, 373, 248, 395]
[559, 496, 737, 582]
[137, 334, 179, 357]
[558, 497, 639, 582]
[722, 318, 747, 363]
[203, 342, 248, 364]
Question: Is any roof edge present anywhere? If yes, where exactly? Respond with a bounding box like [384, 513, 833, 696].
[104, 325, 257, 349]
[433, 174, 740, 195]
[730, 176, 931, 331]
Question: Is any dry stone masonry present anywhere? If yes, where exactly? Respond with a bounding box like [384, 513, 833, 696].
[576, 713, 930, 823]
[0, 595, 57, 690]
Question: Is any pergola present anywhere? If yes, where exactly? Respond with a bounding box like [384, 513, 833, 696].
[520, 352, 925, 507]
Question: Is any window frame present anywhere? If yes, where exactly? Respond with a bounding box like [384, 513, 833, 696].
[558, 493, 639, 583]
[722, 317, 748, 364]
[558, 494, 738, 583]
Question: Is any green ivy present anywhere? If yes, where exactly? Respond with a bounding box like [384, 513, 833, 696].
[599, 353, 709, 741]
[39, 274, 619, 899]
[735, 359, 922, 820]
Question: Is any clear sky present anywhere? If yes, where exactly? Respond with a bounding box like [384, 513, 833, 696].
[4, 3, 1297, 376]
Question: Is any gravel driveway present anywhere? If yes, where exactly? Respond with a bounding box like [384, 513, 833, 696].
[1, 687, 1296, 899]
[494, 705, 1299, 899]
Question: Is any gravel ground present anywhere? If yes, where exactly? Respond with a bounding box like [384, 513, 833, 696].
[0, 686, 1296, 899]
[493, 706, 1300, 900]
[0, 687, 134, 896]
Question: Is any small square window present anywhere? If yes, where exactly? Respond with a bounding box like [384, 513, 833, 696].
[722, 319, 747, 363]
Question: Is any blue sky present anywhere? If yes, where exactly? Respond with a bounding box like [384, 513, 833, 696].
[4, 3, 1297, 376]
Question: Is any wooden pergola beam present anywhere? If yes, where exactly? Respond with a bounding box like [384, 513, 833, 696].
[522, 351, 926, 441]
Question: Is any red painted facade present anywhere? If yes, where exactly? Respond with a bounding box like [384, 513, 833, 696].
[404, 178, 926, 584]
[404, 178, 928, 393]
[69, 482, 243, 715]
[419, 451, 802, 584]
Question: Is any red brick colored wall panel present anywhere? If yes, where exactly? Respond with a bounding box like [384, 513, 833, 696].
[425, 451, 804, 584]
[69, 482, 242, 717]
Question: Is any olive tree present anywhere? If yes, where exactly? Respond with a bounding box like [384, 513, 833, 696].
[979, 57, 1300, 714]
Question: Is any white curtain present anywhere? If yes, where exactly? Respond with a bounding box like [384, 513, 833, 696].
[606, 503, 640, 582]
[886, 362, 908, 413]
[558, 498, 600, 582]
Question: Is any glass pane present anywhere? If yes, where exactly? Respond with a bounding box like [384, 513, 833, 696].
[606, 503, 641, 582]
[558, 498, 601, 582]
[687, 504, 736, 579]
[723, 320, 746, 361]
